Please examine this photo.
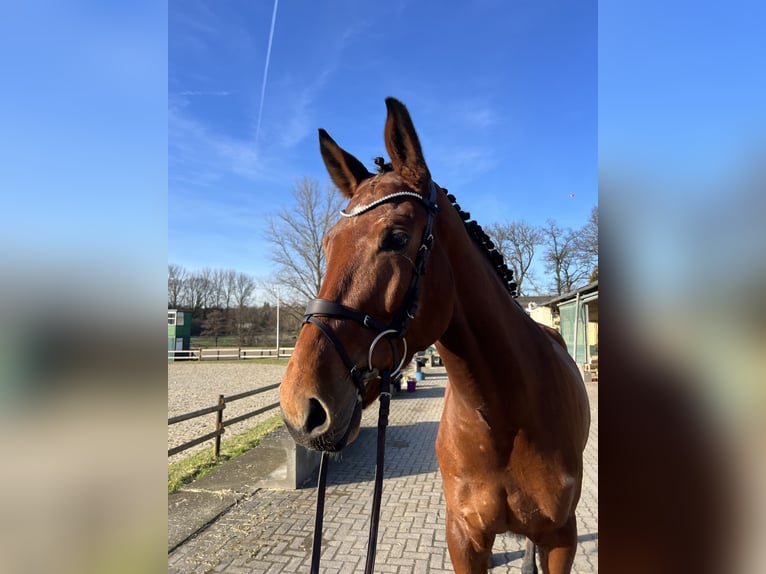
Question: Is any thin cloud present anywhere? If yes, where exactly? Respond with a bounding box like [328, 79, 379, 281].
[463, 106, 498, 130]
[178, 90, 232, 96]
[434, 145, 499, 183]
[255, 19, 366, 151]
[450, 97, 501, 131]
[169, 101, 304, 187]
[169, 105, 266, 184]
[254, 0, 280, 155]
[273, 68, 332, 148]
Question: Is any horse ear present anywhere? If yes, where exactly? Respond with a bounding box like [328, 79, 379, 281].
[384, 98, 430, 188]
[318, 128, 372, 198]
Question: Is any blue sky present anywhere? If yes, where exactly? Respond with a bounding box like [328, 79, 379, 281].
[599, 1, 766, 314]
[169, 0, 597, 296]
[1, 5, 764, 570]
[599, 1, 765, 187]
[3, 1, 760, 307]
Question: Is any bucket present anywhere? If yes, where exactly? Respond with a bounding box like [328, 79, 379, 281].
[407, 379, 417, 392]
[415, 371, 425, 381]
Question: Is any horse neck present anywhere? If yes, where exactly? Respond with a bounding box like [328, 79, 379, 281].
[436, 225, 547, 415]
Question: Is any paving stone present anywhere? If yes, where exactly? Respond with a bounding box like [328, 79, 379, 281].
[168, 374, 597, 573]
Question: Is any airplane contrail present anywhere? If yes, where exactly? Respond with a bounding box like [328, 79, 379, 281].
[254, 0, 279, 156]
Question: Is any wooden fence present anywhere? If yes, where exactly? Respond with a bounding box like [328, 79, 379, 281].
[168, 347, 295, 362]
[168, 382, 281, 458]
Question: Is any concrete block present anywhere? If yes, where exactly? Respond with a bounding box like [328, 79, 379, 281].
[255, 426, 322, 489]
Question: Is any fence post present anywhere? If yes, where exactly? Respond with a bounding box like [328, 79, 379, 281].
[215, 394, 225, 457]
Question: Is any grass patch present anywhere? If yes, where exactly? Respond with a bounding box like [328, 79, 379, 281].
[171, 358, 290, 366]
[168, 414, 284, 494]
[191, 336, 240, 348]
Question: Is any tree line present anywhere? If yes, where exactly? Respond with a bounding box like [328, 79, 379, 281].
[167, 265, 303, 345]
[485, 207, 598, 296]
[170, 177, 598, 343]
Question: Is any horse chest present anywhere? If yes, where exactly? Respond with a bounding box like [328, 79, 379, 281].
[437, 415, 577, 533]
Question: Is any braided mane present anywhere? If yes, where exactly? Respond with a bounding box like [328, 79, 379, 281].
[373, 157, 518, 299]
[442, 189, 518, 299]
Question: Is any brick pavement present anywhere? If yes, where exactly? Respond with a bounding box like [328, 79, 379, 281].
[168, 373, 598, 573]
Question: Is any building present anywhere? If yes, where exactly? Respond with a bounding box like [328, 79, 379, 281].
[523, 281, 599, 382]
[168, 309, 192, 361]
[516, 296, 556, 327]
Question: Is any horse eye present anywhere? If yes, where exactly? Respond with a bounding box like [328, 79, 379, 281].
[381, 230, 409, 251]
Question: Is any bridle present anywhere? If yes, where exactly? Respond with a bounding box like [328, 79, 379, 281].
[303, 180, 440, 397]
[305, 179, 440, 574]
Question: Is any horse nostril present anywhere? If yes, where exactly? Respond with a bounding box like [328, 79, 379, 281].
[305, 398, 328, 434]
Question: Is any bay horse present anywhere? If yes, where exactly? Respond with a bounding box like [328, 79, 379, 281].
[279, 98, 590, 574]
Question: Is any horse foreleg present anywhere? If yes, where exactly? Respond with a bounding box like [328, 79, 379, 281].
[521, 537, 538, 574]
[445, 507, 495, 574]
[536, 515, 577, 574]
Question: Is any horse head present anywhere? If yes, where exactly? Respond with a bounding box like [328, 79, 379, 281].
[279, 98, 454, 452]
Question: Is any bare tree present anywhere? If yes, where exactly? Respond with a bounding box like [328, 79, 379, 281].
[222, 269, 237, 310]
[208, 269, 227, 309]
[231, 271, 256, 309]
[200, 309, 229, 346]
[168, 263, 187, 309]
[231, 271, 256, 344]
[485, 221, 542, 296]
[266, 177, 344, 301]
[185, 269, 213, 312]
[575, 206, 598, 282]
[541, 219, 592, 295]
[198, 268, 214, 308]
[578, 206, 598, 261]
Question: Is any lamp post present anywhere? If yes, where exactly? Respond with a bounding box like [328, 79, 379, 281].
[274, 287, 280, 358]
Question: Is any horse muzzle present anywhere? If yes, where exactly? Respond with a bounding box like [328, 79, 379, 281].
[281, 393, 363, 453]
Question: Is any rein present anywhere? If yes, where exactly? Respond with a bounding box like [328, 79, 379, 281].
[306, 181, 439, 573]
[310, 370, 393, 574]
